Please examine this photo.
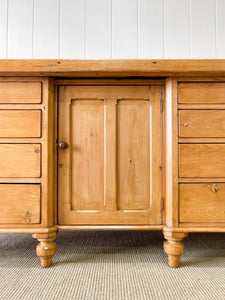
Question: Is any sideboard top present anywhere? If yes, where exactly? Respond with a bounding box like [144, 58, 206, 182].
[0, 59, 225, 77]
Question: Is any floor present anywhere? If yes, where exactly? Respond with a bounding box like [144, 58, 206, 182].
[0, 231, 224, 300]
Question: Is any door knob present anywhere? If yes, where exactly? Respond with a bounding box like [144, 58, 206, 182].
[58, 141, 68, 150]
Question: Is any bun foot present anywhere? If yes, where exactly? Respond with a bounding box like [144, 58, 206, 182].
[163, 229, 188, 268]
[40, 256, 53, 268]
[32, 230, 57, 268]
[168, 255, 180, 268]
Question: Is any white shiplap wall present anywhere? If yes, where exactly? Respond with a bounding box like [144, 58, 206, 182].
[0, 0, 224, 59]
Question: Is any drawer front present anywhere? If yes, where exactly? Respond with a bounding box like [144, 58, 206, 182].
[0, 110, 41, 137]
[179, 144, 225, 178]
[179, 183, 225, 223]
[0, 82, 41, 104]
[0, 184, 40, 224]
[179, 82, 225, 104]
[179, 110, 225, 138]
[0, 144, 41, 177]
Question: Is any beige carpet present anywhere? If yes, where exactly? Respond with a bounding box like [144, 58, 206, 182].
[0, 231, 224, 300]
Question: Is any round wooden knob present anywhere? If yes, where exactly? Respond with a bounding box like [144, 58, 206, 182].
[58, 141, 68, 150]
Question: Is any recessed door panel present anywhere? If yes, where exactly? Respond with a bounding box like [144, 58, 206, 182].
[117, 100, 150, 210]
[71, 100, 104, 210]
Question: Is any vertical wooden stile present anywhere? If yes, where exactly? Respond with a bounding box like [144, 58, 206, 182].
[41, 78, 55, 228]
[104, 99, 117, 211]
[150, 86, 163, 224]
[164, 78, 179, 227]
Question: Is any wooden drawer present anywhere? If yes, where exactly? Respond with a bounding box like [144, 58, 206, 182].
[179, 144, 225, 178]
[179, 183, 225, 223]
[0, 110, 41, 137]
[0, 144, 41, 177]
[0, 82, 41, 104]
[179, 110, 225, 138]
[178, 82, 225, 104]
[0, 184, 40, 224]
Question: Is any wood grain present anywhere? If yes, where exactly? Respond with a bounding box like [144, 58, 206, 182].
[150, 85, 163, 224]
[179, 177, 225, 183]
[163, 229, 188, 268]
[163, 226, 225, 233]
[178, 76, 225, 82]
[179, 82, 225, 104]
[179, 144, 225, 178]
[179, 104, 225, 110]
[0, 144, 41, 177]
[58, 84, 162, 225]
[1, 60, 225, 77]
[179, 222, 225, 229]
[179, 110, 225, 137]
[0, 74, 224, 268]
[55, 79, 165, 86]
[0, 110, 41, 137]
[40, 78, 55, 227]
[71, 100, 104, 210]
[164, 78, 179, 227]
[0, 82, 41, 103]
[117, 100, 150, 210]
[32, 231, 57, 268]
[104, 99, 117, 211]
[66, 85, 149, 99]
[57, 225, 162, 230]
[0, 184, 40, 224]
[179, 138, 225, 144]
[58, 211, 161, 225]
[179, 183, 225, 223]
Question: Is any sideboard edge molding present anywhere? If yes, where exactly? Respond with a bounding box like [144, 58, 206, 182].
[0, 59, 225, 76]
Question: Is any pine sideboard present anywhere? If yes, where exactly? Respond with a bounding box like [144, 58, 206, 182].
[0, 60, 224, 268]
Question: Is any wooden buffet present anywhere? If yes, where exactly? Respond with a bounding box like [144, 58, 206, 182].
[0, 60, 224, 268]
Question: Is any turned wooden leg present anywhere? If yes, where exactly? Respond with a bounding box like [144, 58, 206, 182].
[32, 230, 57, 268]
[163, 229, 188, 268]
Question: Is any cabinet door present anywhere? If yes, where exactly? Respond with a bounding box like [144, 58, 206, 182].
[58, 85, 162, 225]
